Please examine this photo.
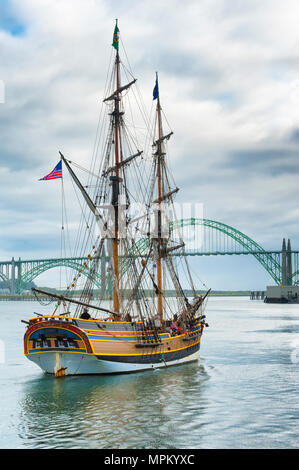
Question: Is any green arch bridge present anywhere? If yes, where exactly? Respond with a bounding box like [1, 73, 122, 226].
[0, 218, 297, 294]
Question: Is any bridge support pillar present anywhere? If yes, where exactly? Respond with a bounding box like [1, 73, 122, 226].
[10, 257, 16, 295]
[281, 238, 287, 286]
[286, 239, 292, 286]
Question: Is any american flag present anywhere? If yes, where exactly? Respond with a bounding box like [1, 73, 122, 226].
[39, 160, 62, 181]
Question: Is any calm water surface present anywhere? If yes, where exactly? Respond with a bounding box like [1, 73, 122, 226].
[0, 297, 298, 448]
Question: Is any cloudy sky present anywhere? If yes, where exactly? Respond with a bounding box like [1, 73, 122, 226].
[1, 0, 299, 290]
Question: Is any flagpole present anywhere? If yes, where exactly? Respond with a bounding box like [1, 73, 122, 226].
[60, 158, 64, 297]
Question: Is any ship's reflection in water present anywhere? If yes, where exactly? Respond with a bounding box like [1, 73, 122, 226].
[18, 363, 209, 448]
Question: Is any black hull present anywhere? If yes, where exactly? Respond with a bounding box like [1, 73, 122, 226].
[96, 342, 200, 364]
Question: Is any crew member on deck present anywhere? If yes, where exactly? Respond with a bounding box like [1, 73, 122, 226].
[80, 308, 91, 320]
[171, 320, 178, 335]
[125, 313, 132, 322]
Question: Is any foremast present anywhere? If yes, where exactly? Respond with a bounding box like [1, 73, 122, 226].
[155, 73, 164, 322]
[109, 20, 142, 314]
[112, 20, 121, 313]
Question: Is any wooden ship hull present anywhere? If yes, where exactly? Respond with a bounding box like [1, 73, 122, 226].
[24, 315, 204, 376]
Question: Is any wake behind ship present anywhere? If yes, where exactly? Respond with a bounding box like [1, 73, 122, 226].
[23, 21, 210, 377]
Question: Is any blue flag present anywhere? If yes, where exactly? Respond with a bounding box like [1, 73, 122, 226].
[153, 76, 159, 100]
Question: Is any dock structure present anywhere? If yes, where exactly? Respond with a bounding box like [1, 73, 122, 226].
[250, 291, 265, 300]
[263, 238, 299, 303]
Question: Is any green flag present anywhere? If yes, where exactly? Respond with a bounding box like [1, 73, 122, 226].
[112, 23, 119, 51]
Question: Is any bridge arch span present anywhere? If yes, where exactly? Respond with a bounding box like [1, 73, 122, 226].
[0, 272, 8, 282]
[0, 269, 11, 294]
[170, 218, 281, 284]
[17, 258, 102, 294]
[129, 218, 282, 285]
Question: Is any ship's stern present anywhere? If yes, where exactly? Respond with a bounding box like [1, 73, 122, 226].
[24, 316, 94, 376]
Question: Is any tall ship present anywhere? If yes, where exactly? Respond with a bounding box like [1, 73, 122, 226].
[23, 22, 210, 377]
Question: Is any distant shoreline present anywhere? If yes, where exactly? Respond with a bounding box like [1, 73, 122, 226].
[0, 290, 260, 301]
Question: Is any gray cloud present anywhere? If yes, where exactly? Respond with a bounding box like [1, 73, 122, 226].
[225, 148, 299, 176]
